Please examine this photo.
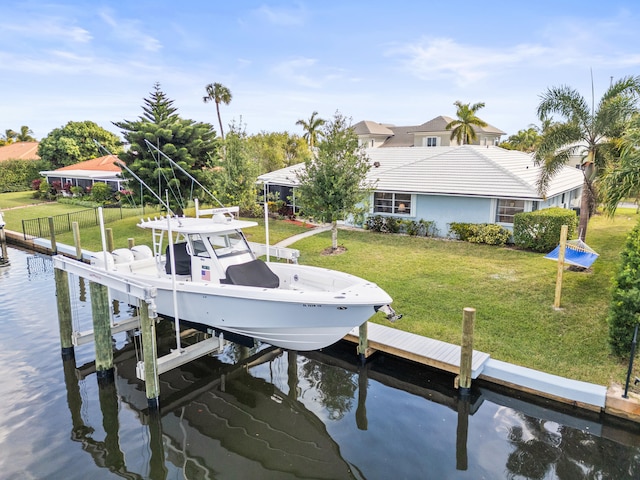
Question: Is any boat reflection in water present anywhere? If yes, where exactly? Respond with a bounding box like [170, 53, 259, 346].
[59, 317, 640, 480]
[64, 323, 359, 479]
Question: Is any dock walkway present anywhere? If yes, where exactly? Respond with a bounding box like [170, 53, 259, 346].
[344, 321, 491, 379]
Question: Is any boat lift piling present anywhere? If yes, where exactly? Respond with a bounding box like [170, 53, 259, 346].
[0, 212, 8, 265]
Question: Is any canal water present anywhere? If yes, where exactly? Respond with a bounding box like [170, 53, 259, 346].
[1, 246, 639, 479]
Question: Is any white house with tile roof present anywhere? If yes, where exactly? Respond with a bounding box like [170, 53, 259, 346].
[40, 154, 126, 192]
[354, 116, 506, 149]
[258, 145, 583, 237]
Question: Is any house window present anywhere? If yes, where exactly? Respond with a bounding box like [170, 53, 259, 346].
[374, 192, 412, 215]
[496, 199, 525, 223]
[424, 137, 438, 147]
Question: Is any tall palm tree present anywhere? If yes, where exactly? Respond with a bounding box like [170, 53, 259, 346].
[203, 82, 232, 140]
[534, 76, 640, 240]
[445, 101, 488, 144]
[296, 111, 326, 148]
[16, 126, 36, 142]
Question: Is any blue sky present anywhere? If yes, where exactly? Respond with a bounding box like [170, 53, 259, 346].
[3, 1, 640, 141]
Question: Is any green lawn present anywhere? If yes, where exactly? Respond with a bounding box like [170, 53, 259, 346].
[2, 193, 637, 388]
[0, 191, 51, 210]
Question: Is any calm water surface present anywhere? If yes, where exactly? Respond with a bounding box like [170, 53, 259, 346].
[0, 246, 639, 479]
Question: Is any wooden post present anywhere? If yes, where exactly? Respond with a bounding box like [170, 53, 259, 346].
[554, 225, 569, 309]
[140, 301, 160, 410]
[72, 221, 82, 260]
[357, 321, 369, 365]
[458, 307, 476, 394]
[0, 227, 8, 264]
[90, 281, 114, 382]
[106, 228, 114, 252]
[54, 267, 74, 360]
[128, 237, 135, 249]
[48, 216, 57, 254]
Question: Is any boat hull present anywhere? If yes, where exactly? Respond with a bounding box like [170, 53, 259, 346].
[151, 286, 381, 351]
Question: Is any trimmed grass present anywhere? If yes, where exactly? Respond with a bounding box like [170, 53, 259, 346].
[2, 193, 637, 388]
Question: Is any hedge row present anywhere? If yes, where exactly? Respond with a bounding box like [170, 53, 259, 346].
[513, 207, 578, 253]
[448, 222, 511, 246]
[365, 216, 439, 237]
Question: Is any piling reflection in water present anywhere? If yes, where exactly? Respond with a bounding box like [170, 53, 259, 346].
[2, 247, 640, 479]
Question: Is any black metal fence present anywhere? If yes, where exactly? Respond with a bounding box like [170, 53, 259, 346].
[22, 206, 145, 240]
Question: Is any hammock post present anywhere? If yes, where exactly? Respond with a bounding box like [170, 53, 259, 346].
[553, 225, 568, 309]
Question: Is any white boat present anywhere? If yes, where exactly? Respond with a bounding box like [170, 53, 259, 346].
[91, 207, 395, 351]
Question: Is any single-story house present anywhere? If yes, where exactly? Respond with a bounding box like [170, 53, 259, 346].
[40, 155, 126, 192]
[257, 145, 584, 237]
[0, 141, 41, 162]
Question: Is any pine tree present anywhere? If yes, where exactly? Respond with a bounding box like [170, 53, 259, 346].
[114, 83, 219, 210]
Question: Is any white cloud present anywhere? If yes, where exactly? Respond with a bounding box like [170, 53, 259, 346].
[99, 9, 162, 52]
[252, 4, 307, 26]
[390, 37, 551, 86]
[0, 18, 92, 43]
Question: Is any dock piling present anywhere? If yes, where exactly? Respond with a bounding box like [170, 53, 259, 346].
[0, 225, 8, 265]
[48, 217, 57, 254]
[140, 301, 160, 410]
[54, 267, 74, 360]
[72, 221, 82, 260]
[458, 307, 476, 394]
[357, 322, 371, 365]
[90, 281, 114, 382]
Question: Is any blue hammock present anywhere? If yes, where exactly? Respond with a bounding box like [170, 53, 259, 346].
[544, 239, 599, 268]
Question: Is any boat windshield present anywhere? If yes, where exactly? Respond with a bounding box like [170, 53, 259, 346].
[205, 230, 252, 259]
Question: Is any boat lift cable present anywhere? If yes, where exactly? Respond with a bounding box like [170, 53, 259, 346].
[94, 140, 183, 351]
[93, 140, 175, 216]
[143, 139, 225, 208]
[147, 140, 185, 212]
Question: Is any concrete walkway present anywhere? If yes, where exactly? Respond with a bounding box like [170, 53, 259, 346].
[274, 224, 332, 248]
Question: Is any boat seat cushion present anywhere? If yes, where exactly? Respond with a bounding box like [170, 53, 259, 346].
[165, 242, 191, 275]
[223, 260, 280, 288]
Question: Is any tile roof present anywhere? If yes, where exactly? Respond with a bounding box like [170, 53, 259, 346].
[258, 145, 583, 200]
[0, 142, 40, 161]
[55, 155, 122, 173]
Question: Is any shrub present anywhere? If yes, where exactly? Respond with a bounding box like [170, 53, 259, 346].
[90, 182, 113, 203]
[365, 215, 386, 232]
[608, 221, 640, 356]
[513, 207, 578, 252]
[38, 179, 51, 199]
[385, 216, 401, 233]
[0, 159, 49, 192]
[448, 222, 476, 241]
[31, 178, 42, 191]
[402, 219, 438, 237]
[366, 216, 438, 237]
[448, 222, 511, 246]
[70, 186, 84, 197]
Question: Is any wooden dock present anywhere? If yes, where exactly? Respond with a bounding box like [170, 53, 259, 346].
[344, 322, 490, 379]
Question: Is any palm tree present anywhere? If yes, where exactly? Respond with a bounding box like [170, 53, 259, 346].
[203, 82, 232, 140]
[1, 129, 17, 144]
[296, 111, 326, 148]
[445, 101, 488, 144]
[534, 76, 640, 240]
[16, 126, 36, 142]
[600, 114, 640, 215]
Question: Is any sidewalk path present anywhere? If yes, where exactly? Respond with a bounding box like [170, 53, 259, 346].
[274, 224, 332, 248]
